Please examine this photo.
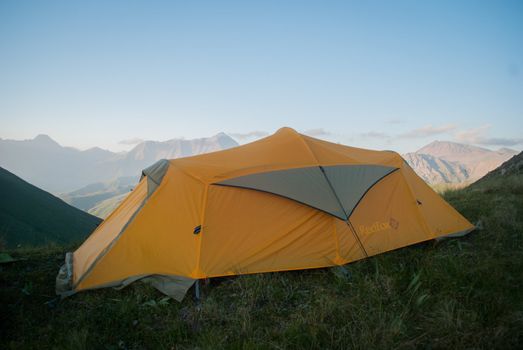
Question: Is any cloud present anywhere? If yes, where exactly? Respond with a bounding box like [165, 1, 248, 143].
[359, 131, 390, 139]
[454, 125, 523, 146]
[229, 131, 269, 140]
[118, 137, 144, 145]
[453, 125, 490, 144]
[303, 128, 332, 137]
[399, 124, 457, 138]
[479, 137, 523, 146]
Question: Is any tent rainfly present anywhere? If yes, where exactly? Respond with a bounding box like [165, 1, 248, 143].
[56, 127, 474, 301]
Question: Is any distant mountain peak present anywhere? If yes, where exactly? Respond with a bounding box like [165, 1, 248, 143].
[416, 140, 490, 155]
[33, 134, 61, 148]
[34, 134, 57, 142]
[34, 133, 52, 140]
[209, 132, 238, 147]
[82, 146, 115, 157]
[90, 146, 109, 151]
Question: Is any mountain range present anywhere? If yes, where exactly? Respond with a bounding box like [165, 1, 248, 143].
[0, 133, 239, 194]
[61, 139, 520, 218]
[0, 134, 518, 218]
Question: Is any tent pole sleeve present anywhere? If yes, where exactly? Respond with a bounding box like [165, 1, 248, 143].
[319, 166, 348, 220]
[347, 219, 368, 258]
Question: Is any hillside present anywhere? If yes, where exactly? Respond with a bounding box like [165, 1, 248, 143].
[404, 141, 518, 185]
[1, 164, 522, 348]
[0, 167, 101, 249]
[87, 192, 128, 219]
[0, 133, 239, 193]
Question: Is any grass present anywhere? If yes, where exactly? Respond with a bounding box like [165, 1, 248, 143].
[1, 173, 522, 349]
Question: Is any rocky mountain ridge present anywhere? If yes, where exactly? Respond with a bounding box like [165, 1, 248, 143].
[402, 141, 518, 185]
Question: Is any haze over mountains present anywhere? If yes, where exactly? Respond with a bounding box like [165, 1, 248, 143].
[59, 176, 136, 212]
[0, 133, 239, 194]
[402, 141, 518, 185]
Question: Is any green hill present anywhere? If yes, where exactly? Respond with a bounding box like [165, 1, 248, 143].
[0, 163, 522, 348]
[0, 167, 101, 248]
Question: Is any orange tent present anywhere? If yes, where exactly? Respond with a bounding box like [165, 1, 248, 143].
[56, 127, 474, 300]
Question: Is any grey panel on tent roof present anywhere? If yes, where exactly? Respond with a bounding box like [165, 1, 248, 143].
[322, 165, 397, 216]
[141, 159, 170, 197]
[216, 167, 347, 220]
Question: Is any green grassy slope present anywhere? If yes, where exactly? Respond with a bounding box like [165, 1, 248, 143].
[1, 169, 522, 349]
[0, 167, 101, 248]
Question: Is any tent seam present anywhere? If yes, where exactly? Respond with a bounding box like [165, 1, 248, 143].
[170, 161, 207, 185]
[296, 132, 321, 166]
[194, 183, 209, 278]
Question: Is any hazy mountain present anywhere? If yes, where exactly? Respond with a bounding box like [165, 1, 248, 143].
[474, 151, 523, 184]
[402, 153, 469, 184]
[114, 132, 239, 175]
[404, 141, 518, 185]
[0, 166, 101, 248]
[0, 134, 117, 194]
[60, 176, 138, 212]
[416, 141, 518, 180]
[0, 133, 239, 194]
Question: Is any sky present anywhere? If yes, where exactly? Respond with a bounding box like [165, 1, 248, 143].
[0, 0, 522, 153]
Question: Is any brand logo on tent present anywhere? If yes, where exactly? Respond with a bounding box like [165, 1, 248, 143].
[359, 218, 399, 235]
[389, 217, 399, 230]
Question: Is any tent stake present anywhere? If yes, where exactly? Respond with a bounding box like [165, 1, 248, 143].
[195, 279, 201, 301]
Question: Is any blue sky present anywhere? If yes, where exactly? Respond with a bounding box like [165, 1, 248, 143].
[0, 0, 522, 153]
